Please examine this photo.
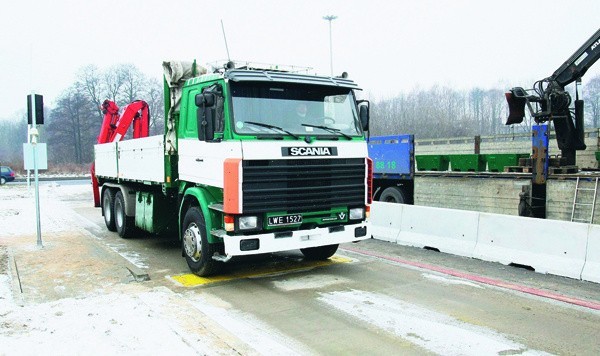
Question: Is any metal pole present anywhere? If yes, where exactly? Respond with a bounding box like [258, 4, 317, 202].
[323, 15, 337, 76]
[30, 94, 42, 247]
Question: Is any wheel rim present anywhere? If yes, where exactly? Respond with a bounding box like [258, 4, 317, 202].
[115, 198, 124, 228]
[103, 194, 112, 222]
[1, 177, 5, 184]
[183, 223, 202, 262]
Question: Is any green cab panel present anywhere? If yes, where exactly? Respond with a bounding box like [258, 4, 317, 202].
[179, 185, 224, 244]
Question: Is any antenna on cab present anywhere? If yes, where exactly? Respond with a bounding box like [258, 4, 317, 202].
[221, 19, 231, 63]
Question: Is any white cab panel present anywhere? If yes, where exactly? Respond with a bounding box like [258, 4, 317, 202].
[241, 140, 368, 160]
[178, 139, 243, 187]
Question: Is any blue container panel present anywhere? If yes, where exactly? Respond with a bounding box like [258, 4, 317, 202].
[368, 135, 414, 177]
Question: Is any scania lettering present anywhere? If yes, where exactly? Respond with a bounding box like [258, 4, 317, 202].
[288, 147, 336, 156]
[92, 61, 372, 276]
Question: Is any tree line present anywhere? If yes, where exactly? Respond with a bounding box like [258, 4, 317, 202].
[0, 64, 599, 169]
[0, 64, 164, 169]
[369, 75, 600, 138]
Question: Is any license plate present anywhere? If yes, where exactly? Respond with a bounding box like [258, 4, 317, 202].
[267, 214, 303, 226]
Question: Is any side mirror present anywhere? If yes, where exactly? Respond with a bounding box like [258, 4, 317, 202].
[196, 92, 217, 141]
[358, 100, 370, 131]
[196, 92, 216, 107]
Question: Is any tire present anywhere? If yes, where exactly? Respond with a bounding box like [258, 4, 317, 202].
[0, 177, 5, 185]
[114, 191, 135, 238]
[102, 189, 117, 231]
[182, 207, 220, 276]
[378, 186, 406, 204]
[301, 244, 339, 260]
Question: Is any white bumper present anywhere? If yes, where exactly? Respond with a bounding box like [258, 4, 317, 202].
[223, 222, 370, 256]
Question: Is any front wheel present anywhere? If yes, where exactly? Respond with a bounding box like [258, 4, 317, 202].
[182, 207, 220, 276]
[301, 244, 339, 260]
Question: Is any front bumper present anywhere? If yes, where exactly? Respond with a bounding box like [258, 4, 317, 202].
[220, 222, 370, 257]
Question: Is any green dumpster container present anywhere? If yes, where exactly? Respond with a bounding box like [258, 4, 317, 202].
[486, 153, 530, 172]
[415, 155, 449, 171]
[448, 154, 486, 172]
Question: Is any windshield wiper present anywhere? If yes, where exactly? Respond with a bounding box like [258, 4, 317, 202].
[245, 121, 300, 139]
[301, 123, 352, 140]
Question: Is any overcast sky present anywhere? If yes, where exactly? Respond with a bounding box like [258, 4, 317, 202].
[1, 0, 599, 120]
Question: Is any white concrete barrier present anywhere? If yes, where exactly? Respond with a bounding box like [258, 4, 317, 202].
[370, 202, 403, 243]
[398, 205, 480, 258]
[473, 213, 589, 279]
[582, 225, 600, 284]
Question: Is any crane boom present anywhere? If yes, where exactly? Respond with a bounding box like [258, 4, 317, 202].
[91, 100, 150, 207]
[552, 28, 600, 87]
[505, 27, 600, 166]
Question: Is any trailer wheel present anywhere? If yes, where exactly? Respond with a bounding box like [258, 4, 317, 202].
[378, 186, 406, 204]
[114, 191, 135, 238]
[102, 188, 117, 232]
[182, 207, 220, 276]
[301, 244, 339, 260]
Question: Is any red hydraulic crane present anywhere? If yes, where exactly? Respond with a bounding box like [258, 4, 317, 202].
[91, 100, 150, 206]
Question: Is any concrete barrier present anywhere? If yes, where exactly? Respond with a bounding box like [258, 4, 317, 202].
[370, 202, 403, 243]
[473, 213, 589, 279]
[398, 205, 480, 258]
[582, 225, 600, 284]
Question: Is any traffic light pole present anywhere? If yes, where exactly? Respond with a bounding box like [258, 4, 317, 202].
[29, 93, 42, 247]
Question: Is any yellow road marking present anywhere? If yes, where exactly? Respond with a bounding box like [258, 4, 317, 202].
[171, 255, 353, 287]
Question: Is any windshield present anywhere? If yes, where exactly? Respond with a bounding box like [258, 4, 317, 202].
[230, 81, 362, 137]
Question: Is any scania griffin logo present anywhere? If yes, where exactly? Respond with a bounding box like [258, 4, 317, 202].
[282, 147, 338, 156]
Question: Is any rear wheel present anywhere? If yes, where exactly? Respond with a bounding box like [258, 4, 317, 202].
[182, 207, 220, 276]
[0, 177, 5, 185]
[378, 186, 406, 204]
[102, 189, 116, 231]
[114, 191, 135, 238]
[301, 244, 339, 260]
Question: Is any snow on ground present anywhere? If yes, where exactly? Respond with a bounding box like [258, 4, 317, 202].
[0, 288, 204, 355]
[0, 183, 302, 355]
[0, 183, 235, 355]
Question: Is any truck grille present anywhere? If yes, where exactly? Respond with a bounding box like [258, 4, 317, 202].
[242, 158, 366, 213]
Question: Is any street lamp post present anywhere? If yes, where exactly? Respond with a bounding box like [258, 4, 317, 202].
[323, 15, 337, 76]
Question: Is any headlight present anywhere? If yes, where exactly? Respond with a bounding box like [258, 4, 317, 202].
[349, 208, 364, 220]
[238, 216, 258, 230]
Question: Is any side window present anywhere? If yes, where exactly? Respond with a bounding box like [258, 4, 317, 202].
[203, 84, 224, 133]
[185, 91, 199, 136]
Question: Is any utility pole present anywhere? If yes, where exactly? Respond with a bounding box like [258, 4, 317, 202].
[323, 15, 337, 76]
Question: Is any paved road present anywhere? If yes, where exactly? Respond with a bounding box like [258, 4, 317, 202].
[3, 180, 600, 354]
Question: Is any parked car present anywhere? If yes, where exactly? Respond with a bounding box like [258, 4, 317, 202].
[1, 166, 15, 184]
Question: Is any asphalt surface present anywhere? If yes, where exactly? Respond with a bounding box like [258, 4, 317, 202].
[2, 180, 600, 354]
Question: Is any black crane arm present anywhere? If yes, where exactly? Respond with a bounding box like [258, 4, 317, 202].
[552, 28, 600, 87]
[505, 27, 600, 166]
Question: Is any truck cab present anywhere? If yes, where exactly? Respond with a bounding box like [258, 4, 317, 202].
[172, 65, 373, 274]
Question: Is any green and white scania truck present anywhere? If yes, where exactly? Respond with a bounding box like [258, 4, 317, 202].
[93, 61, 372, 275]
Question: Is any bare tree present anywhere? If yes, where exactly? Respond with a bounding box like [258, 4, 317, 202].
[145, 78, 165, 135]
[119, 63, 147, 104]
[47, 85, 97, 164]
[585, 75, 600, 128]
[103, 64, 128, 103]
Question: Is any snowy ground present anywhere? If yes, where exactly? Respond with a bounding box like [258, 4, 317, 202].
[0, 183, 245, 355]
